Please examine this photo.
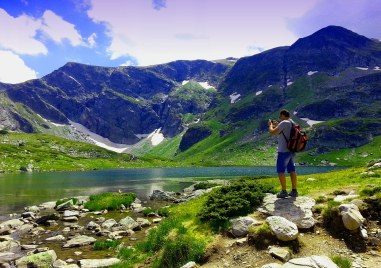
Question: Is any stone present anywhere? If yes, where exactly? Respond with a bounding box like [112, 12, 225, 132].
[230, 216, 260, 237]
[269, 247, 291, 262]
[266, 216, 298, 241]
[101, 219, 117, 229]
[46, 235, 66, 242]
[360, 229, 368, 240]
[0, 219, 24, 229]
[136, 218, 151, 227]
[306, 178, 316, 182]
[258, 194, 316, 229]
[63, 235, 96, 248]
[119, 216, 139, 230]
[79, 258, 121, 268]
[87, 221, 100, 230]
[0, 252, 23, 263]
[21, 212, 36, 219]
[0, 240, 20, 253]
[53, 259, 67, 267]
[261, 264, 283, 268]
[180, 261, 197, 268]
[24, 205, 40, 213]
[149, 190, 177, 202]
[152, 218, 162, 224]
[38, 201, 57, 210]
[56, 200, 74, 211]
[62, 216, 79, 222]
[339, 204, 365, 230]
[15, 250, 57, 268]
[35, 214, 60, 225]
[334, 194, 359, 202]
[282, 255, 338, 268]
[63, 210, 80, 217]
[21, 244, 39, 250]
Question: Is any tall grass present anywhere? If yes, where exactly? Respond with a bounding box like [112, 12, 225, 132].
[84, 192, 136, 211]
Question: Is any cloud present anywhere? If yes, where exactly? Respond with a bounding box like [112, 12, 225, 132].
[0, 50, 38, 84]
[152, 0, 166, 10]
[174, 33, 207, 40]
[0, 9, 47, 55]
[40, 10, 83, 46]
[288, 0, 381, 39]
[86, 33, 97, 48]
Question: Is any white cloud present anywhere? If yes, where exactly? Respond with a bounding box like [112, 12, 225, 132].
[0, 9, 47, 55]
[87, 33, 97, 47]
[87, 0, 318, 66]
[40, 10, 83, 46]
[0, 50, 38, 84]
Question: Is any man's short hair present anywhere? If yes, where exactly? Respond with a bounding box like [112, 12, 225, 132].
[280, 109, 290, 117]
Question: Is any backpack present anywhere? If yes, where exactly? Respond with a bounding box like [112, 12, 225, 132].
[282, 120, 308, 152]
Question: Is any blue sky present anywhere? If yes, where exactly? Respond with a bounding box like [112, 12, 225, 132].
[0, 0, 380, 84]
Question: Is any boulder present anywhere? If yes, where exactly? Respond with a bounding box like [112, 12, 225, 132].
[63, 235, 96, 248]
[56, 200, 74, 211]
[15, 250, 57, 268]
[283, 255, 338, 268]
[101, 219, 117, 230]
[258, 194, 316, 229]
[149, 190, 177, 202]
[0, 219, 24, 230]
[339, 204, 365, 230]
[24, 205, 40, 213]
[46, 235, 66, 242]
[180, 261, 197, 268]
[63, 210, 80, 217]
[38, 201, 57, 210]
[86, 221, 100, 230]
[62, 216, 79, 222]
[266, 216, 298, 241]
[229, 216, 261, 237]
[269, 246, 291, 262]
[0, 240, 20, 253]
[79, 258, 121, 268]
[35, 213, 60, 225]
[119, 216, 139, 230]
[136, 218, 151, 227]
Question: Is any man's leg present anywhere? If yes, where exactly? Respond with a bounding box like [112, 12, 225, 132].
[278, 173, 287, 190]
[290, 171, 297, 190]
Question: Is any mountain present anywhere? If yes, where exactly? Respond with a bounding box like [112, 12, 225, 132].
[1, 25, 381, 165]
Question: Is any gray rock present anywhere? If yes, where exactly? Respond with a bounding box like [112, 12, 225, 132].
[282, 255, 338, 268]
[86, 221, 100, 230]
[230, 216, 260, 237]
[334, 194, 359, 202]
[16, 250, 57, 268]
[180, 261, 197, 268]
[261, 264, 283, 268]
[266, 216, 298, 241]
[149, 190, 177, 202]
[0, 252, 23, 262]
[35, 213, 60, 225]
[62, 216, 79, 222]
[269, 247, 291, 262]
[79, 258, 121, 268]
[0, 240, 20, 253]
[21, 212, 36, 219]
[56, 200, 74, 211]
[258, 194, 316, 229]
[339, 204, 364, 230]
[63, 235, 96, 248]
[119, 216, 139, 230]
[53, 259, 67, 267]
[0, 219, 24, 230]
[21, 244, 39, 250]
[46, 235, 66, 242]
[101, 219, 117, 230]
[136, 218, 151, 227]
[38, 201, 57, 210]
[63, 210, 80, 217]
[24, 205, 40, 213]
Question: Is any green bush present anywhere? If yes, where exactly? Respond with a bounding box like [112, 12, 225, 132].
[194, 182, 220, 190]
[360, 185, 381, 196]
[315, 196, 326, 204]
[142, 208, 155, 216]
[322, 200, 341, 225]
[158, 207, 170, 217]
[0, 129, 8, 135]
[199, 178, 274, 228]
[55, 197, 79, 207]
[84, 192, 136, 211]
[93, 239, 121, 250]
[154, 234, 205, 268]
[331, 255, 352, 268]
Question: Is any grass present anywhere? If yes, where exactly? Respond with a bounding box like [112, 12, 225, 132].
[84, 192, 136, 211]
[93, 239, 122, 250]
[331, 255, 352, 268]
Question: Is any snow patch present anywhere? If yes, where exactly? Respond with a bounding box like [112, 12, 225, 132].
[356, 67, 369, 71]
[307, 71, 318, 76]
[230, 92, 241, 104]
[37, 114, 66, 126]
[255, 91, 262, 96]
[300, 118, 325, 126]
[268, 85, 272, 88]
[198, 81, 214, 89]
[293, 111, 298, 115]
[147, 128, 165, 146]
[70, 121, 129, 153]
[374, 66, 381, 71]
[181, 80, 189, 85]
[63, 72, 82, 86]
[287, 81, 293, 86]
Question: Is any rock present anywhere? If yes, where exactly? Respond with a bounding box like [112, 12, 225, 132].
[62, 216, 79, 222]
[108, 230, 134, 239]
[235, 238, 247, 246]
[180, 261, 197, 268]
[46, 220, 59, 227]
[258, 194, 315, 229]
[0, 219, 24, 230]
[339, 204, 365, 230]
[21, 244, 39, 250]
[63, 210, 80, 217]
[21, 212, 36, 219]
[87, 221, 101, 230]
[136, 218, 151, 227]
[24, 205, 40, 213]
[149, 190, 177, 202]
[56, 200, 74, 211]
[38, 201, 57, 210]
[152, 218, 162, 224]
[53, 259, 67, 267]
[16, 250, 57, 268]
[63, 235, 96, 248]
[0, 252, 23, 263]
[0, 241, 20, 253]
[334, 194, 359, 202]
[0, 227, 10, 236]
[35, 213, 60, 225]
[283, 255, 338, 267]
[306, 178, 316, 182]
[269, 247, 291, 262]
[46, 235, 66, 242]
[266, 216, 298, 241]
[261, 264, 282, 268]
[119, 216, 139, 230]
[360, 228, 368, 240]
[101, 219, 117, 230]
[229, 216, 261, 237]
[79, 258, 121, 268]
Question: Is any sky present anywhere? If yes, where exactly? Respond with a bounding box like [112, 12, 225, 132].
[0, 0, 380, 84]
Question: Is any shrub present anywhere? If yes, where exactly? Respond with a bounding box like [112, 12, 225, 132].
[55, 197, 79, 207]
[154, 234, 205, 268]
[248, 223, 275, 249]
[84, 192, 136, 211]
[315, 196, 326, 204]
[360, 185, 381, 197]
[194, 182, 220, 190]
[199, 178, 274, 228]
[158, 207, 170, 217]
[331, 255, 352, 268]
[93, 239, 121, 250]
[142, 208, 155, 216]
[0, 129, 8, 135]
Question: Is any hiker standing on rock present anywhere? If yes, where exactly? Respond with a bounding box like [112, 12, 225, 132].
[268, 109, 298, 198]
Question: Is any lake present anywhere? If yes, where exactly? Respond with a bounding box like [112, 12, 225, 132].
[0, 166, 341, 216]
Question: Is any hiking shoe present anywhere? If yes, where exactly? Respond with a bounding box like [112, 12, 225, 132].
[276, 190, 288, 199]
[288, 190, 299, 198]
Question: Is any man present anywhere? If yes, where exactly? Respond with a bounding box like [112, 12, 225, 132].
[268, 109, 298, 198]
